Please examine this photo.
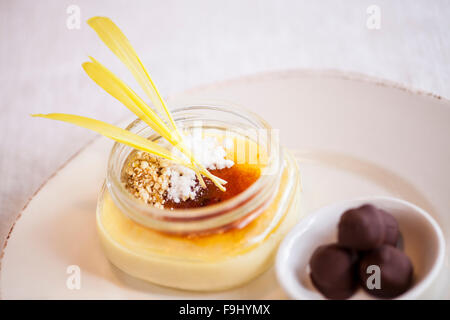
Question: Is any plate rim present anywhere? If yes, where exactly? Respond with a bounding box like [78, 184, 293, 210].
[2, 68, 449, 298]
[178, 68, 449, 103]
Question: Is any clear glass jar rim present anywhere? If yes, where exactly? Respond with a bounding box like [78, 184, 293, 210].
[106, 104, 281, 222]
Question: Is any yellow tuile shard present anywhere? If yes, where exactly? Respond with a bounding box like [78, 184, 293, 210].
[34, 16, 228, 193]
[82, 58, 177, 148]
[32, 113, 227, 187]
[82, 57, 226, 189]
[33, 114, 182, 163]
[87, 16, 177, 132]
[85, 17, 226, 190]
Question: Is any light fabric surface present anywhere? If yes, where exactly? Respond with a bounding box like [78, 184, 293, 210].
[0, 0, 449, 248]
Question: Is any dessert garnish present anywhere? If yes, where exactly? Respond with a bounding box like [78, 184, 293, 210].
[123, 132, 262, 209]
[32, 17, 227, 193]
[308, 204, 413, 299]
[122, 133, 260, 209]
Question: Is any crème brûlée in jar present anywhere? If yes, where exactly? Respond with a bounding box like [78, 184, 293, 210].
[96, 105, 302, 291]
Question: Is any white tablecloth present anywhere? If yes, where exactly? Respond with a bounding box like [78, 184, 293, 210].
[1, 0, 449, 248]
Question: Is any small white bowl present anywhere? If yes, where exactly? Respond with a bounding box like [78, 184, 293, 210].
[276, 196, 446, 300]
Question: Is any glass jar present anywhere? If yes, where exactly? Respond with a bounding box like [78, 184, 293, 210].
[96, 104, 302, 291]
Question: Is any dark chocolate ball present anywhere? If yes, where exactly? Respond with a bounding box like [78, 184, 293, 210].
[309, 244, 358, 299]
[359, 245, 413, 298]
[380, 210, 400, 247]
[338, 204, 386, 250]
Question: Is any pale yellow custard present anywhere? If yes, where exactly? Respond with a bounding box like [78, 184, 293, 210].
[96, 150, 301, 291]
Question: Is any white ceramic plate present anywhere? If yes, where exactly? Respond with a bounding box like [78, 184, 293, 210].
[1, 70, 449, 299]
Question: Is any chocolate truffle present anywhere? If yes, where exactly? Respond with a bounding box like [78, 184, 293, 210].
[359, 245, 413, 298]
[309, 244, 358, 299]
[380, 210, 400, 247]
[338, 204, 386, 250]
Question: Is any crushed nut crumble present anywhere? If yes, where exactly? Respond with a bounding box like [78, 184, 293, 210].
[123, 151, 170, 209]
